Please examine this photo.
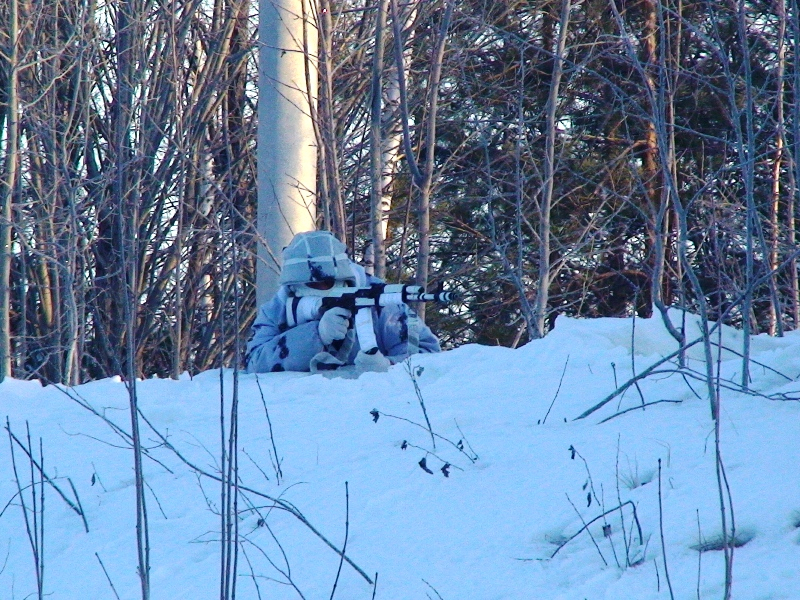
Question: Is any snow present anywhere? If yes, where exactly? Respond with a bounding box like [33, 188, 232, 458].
[2, 311, 800, 599]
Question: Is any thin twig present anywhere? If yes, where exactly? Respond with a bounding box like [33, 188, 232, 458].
[696, 509, 702, 600]
[569, 446, 601, 506]
[0, 484, 33, 519]
[329, 481, 349, 600]
[144, 479, 168, 520]
[373, 410, 477, 462]
[371, 572, 379, 600]
[599, 484, 622, 568]
[5, 421, 89, 532]
[614, 436, 631, 566]
[630, 313, 647, 408]
[7, 419, 41, 597]
[240, 545, 263, 600]
[402, 441, 465, 472]
[66, 478, 90, 534]
[34, 430, 45, 599]
[658, 459, 676, 600]
[241, 535, 308, 599]
[422, 578, 445, 600]
[564, 493, 608, 566]
[599, 400, 683, 424]
[242, 448, 272, 484]
[406, 362, 436, 449]
[550, 499, 642, 560]
[453, 420, 479, 461]
[542, 355, 570, 424]
[95, 553, 122, 600]
[255, 374, 283, 483]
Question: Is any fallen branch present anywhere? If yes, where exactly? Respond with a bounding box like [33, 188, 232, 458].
[550, 500, 643, 560]
[708, 341, 793, 382]
[5, 421, 89, 533]
[574, 336, 703, 420]
[599, 400, 683, 424]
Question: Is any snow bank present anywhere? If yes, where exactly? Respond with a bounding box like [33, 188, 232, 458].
[2, 312, 799, 599]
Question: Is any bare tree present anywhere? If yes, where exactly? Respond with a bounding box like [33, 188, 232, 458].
[534, 0, 572, 339]
[790, 0, 800, 328]
[388, 0, 454, 320]
[0, 0, 18, 381]
[316, 0, 347, 242]
[368, 0, 391, 278]
[769, 0, 788, 336]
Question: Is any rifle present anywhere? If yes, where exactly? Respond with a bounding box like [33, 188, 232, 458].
[286, 283, 456, 354]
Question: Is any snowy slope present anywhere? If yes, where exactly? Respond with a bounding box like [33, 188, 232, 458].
[2, 312, 800, 599]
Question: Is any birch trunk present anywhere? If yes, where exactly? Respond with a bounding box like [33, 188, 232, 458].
[368, 1, 417, 278]
[534, 0, 571, 338]
[414, 0, 453, 322]
[368, 0, 390, 278]
[769, 0, 787, 336]
[317, 0, 346, 243]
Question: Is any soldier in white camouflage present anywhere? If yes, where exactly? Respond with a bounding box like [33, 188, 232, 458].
[245, 230, 440, 374]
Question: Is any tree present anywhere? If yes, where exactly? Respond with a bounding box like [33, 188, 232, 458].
[257, 0, 317, 306]
[0, 0, 18, 382]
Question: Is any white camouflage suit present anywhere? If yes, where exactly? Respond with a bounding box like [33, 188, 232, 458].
[245, 231, 441, 373]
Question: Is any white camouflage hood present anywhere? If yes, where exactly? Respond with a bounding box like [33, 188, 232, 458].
[279, 231, 356, 287]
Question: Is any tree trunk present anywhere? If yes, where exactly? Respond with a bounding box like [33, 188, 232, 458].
[0, 0, 18, 381]
[317, 0, 346, 244]
[535, 0, 571, 338]
[642, 0, 663, 318]
[116, 1, 150, 596]
[769, 0, 787, 336]
[790, 0, 800, 328]
[257, 0, 317, 306]
[369, 0, 390, 278]
[413, 0, 454, 322]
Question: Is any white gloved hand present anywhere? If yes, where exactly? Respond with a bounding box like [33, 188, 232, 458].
[318, 307, 352, 346]
[354, 349, 391, 373]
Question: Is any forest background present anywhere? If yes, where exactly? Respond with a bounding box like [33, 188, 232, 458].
[1, 0, 799, 385]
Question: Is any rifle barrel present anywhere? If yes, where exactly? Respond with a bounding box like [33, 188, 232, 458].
[412, 291, 457, 303]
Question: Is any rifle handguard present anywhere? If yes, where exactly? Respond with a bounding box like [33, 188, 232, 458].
[286, 283, 457, 327]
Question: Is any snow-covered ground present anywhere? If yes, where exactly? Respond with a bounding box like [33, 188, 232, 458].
[2, 311, 800, 599]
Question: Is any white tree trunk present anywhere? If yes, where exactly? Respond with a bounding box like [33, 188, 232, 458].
[368, 0, 390, 279]
[769, 0, 787, 336]
[257, 0, 318, 306]
[366, 1, 417, 279]
[535, 0, 571, 338]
